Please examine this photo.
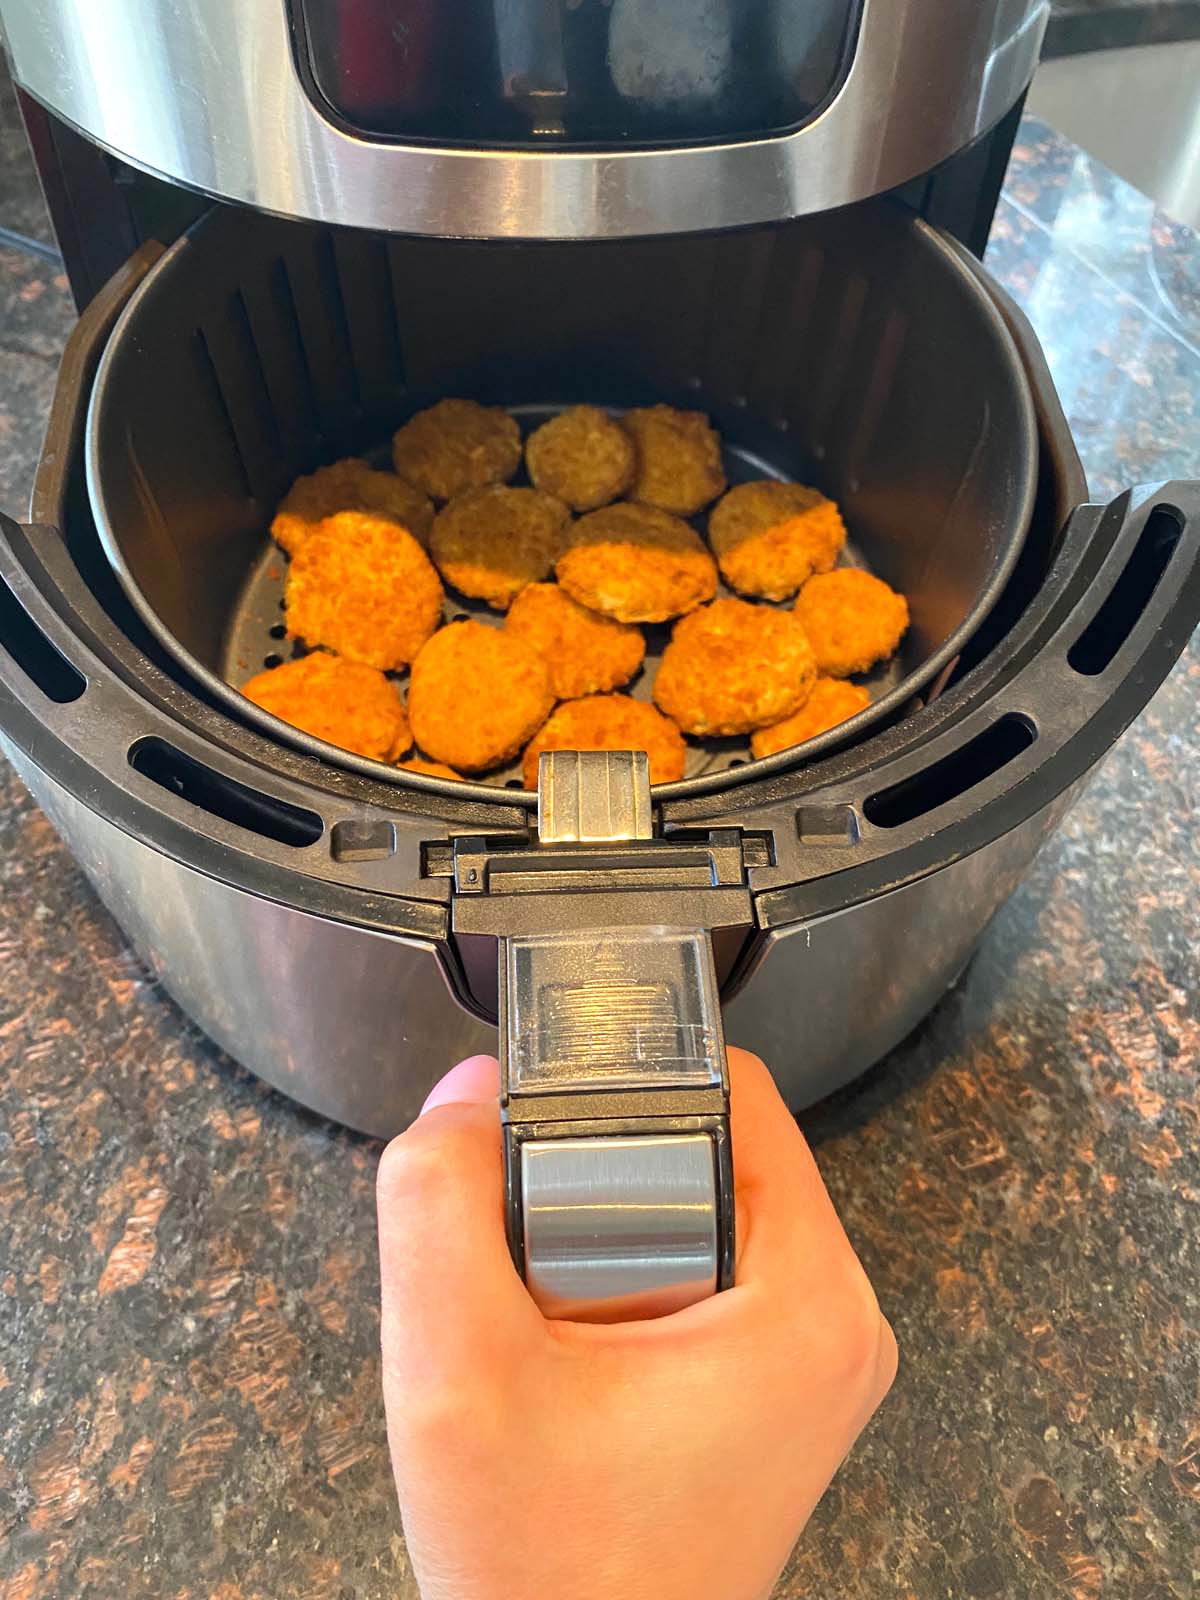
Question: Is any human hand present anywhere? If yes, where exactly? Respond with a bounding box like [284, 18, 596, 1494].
[377, 1048, 897, 1600]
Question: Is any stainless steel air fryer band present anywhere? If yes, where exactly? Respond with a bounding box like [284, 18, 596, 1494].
[1, 0, 1049, 237]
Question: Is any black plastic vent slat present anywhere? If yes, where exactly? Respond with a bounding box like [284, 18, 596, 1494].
[129, 738, 323, 847]
[864, 714, 1036, 830]
[746, 239, 826, 429]
[332, 235, 406, 420]
[1069, 504, 1183, 676]
[199, 291, 286, 505]
[239, 259, 323, 467]
[191, 331, 252, 501]
[281, 237, 357, 435]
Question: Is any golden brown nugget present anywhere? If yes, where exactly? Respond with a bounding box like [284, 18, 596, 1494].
[709, 480, 846, 601]
[794, 568, 910, 677]
[241, 652, 412, 762]
[522, 695, 687, 789]
[430, 486, 570, 610]
[556, 503, 717, 624]
[270, 458, 435, 555]
[505, 582, 645, 698]
[408, 620, 554, 772]
[750, 678, 872, 759]
[524, 405, 636, 511]
[391, 399, 522, 502]
[624, 405, 726, 515]
[285, 511, 444, 672]
[653, 597, 817, 736]
[399, 756, 462, 780]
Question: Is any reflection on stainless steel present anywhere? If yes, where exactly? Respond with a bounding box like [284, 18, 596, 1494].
[4, 747, 495, 1138]
[723, 789, 1083, 1107]
[522, 1134, 719, 1318]
[0, 0, 1049, 237]
[608, 0, 731, 109]
[496, 0, 569, 134]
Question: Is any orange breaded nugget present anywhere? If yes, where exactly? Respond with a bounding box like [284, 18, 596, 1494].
[408, 620, 554, 772]
[399, 756, 462, 780]
[285, 511, 444, 672]
[430, 485, 570, 610]
[794, 568, 910, 677]
[392, 399, 522, 502]
[624, 405, 726, 515]
[556, 503, 717, 624]
[525, 405, 636, 511]
[522, 695, 687, 789]
[750, 677, 871, 759]
[709, 480, 845, 601]
[271, 458, 434, 555]
[241, 652, 411, 762]
[653, 597, 817, 736]
[505, 582, 645, 699]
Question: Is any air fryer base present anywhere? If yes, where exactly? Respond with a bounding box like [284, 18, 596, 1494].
[5, 737, 1081, 1137]
[3, 743, 493, 1136]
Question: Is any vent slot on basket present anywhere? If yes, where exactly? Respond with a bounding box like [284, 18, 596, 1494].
[129, 738, 323, 847]
[0, 575, 85, 703]
[864, 714, 1035, 830]
[1068, 504, 1183, 677]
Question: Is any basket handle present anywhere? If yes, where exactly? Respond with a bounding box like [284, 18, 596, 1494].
[499, 751, 735, 1321]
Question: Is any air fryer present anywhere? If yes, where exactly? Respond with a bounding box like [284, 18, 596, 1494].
[2, 0, 1198, 1319]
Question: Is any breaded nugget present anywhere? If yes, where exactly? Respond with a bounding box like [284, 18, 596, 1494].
[430, 485, 570, 610]
[624, 405, 726, 515]
[750, 677, 872, 759]
[794, 568, 910, 677]
[241, 651, 412, 762]
[270, 458, 435, 555]
[505, 582, 645, 698]
[525, 405, 636, 511]
[522, 695, 687, 788]
[285, 511, 444, 671]
[408, 620, 554, 772]
[399, 756, 462, 780]
[556, 503, 717, 624]
[391, 399, 522, 502]
[653, 597, 817, 736]
[709, 480, 846, 601]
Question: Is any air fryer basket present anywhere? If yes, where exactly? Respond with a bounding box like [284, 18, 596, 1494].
[87, 200, 1038, 794]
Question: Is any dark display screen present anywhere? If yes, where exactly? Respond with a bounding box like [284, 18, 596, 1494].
[293, 0, 859, 147]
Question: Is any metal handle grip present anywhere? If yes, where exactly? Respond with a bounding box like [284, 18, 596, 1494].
[500, 751, 735, 1322]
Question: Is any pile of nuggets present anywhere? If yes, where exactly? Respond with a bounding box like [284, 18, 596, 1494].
[241, 398, 910, 784]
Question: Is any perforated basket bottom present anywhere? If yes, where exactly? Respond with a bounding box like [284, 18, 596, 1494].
[220, 405, 904, 789]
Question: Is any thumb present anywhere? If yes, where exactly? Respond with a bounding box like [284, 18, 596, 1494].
[377, 1055, 543, 1388]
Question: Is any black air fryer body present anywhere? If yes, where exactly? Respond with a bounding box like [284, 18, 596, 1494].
[0, 0, 1197, 1307]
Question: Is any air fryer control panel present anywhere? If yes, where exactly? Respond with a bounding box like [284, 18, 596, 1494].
[293, 0, 859, 145]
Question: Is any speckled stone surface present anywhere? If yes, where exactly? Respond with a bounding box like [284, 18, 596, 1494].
[1, 116, 1198, 1599]
[1046, 0, 1200, 56]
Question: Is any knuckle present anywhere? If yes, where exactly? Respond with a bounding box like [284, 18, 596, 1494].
[377, 1127, 450, 1208]
[394, 1373, 503, 1464]
[825, 1262, 889, 1393]
[876, 1315, 900, 1396]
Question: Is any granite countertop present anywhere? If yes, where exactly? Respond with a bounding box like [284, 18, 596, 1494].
[1046, 0, 1200, 56]
[1, 115, 1198, 1599]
